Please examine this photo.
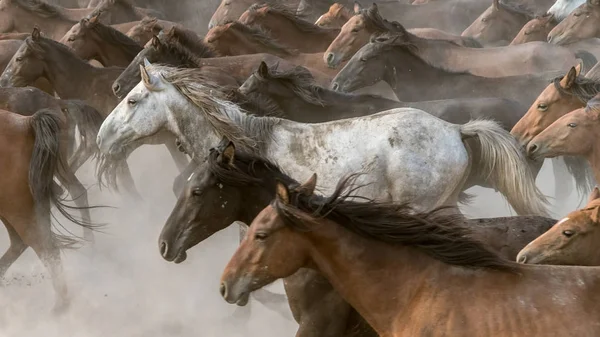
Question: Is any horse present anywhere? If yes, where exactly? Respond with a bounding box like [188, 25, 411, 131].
[220, 173, 600, 337]
[161, 139, 556, 337]
[60, 12, 142, 67]
[125, 16, 177, 45]
[208, 0, 303, 29]
[0, 28, 188, 196]
[548, 0, 600, 45]
[0, 108, 96, 313]
[461, 0, 535, 46]
[239, 3, 340, 53]
[517, 186, 600, 265]
[204, 21, 340, 77]
[314, 2, 354, 28]
[526, 95, 600, 184]
[548, 0, 586, 21]
[98, 62, 548, 217]
[240, 61, 528, 129]
[330, 33, 567, 107]
[510, 13, 558, 44]
[511, 65, 597, 198]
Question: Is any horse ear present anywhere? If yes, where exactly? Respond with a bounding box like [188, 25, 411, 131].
[31, 27, 41, 40]
[575, 62, 582, 77]
[257, 61, 269, 78]
[297, 173, 317, 196]
[140, 64, 155, 89]
[560, 67, 577, 89]
[151, 35, 161, 48]
[275, 181, 290, 205]
[368, 2, 378, 14]
[143, 58, 152, 67]
[353, 1, 363, 13]
[88, 10, 102, 25]
[589, 186, 600, 203]
[220, 141, 236, 166]
[492, 0, 500, 10]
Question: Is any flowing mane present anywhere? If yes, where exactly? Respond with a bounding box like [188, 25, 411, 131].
[221, 21, 298, 56]
[163, 26, 215, 57]
[248, 3, 338, 34]
[147, 65, 278, 153]
[13, 0, 69, 19]
[273, 174, 517, 272]
[553, 75, 600, 103]
[85, 19, 142, 59]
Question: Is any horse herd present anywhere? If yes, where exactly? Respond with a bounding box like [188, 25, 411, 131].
[3, 0, 600, 335]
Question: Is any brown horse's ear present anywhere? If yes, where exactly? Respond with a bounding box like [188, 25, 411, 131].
[140, 64, 153, 87]
[591, 206, 600, 223]
[275, 181, 290, 204]
[166, 26, 176, 38]
[560, 67, 577, 89]
[575, 62, 582, 77]
[492, 0, 500, 10]
[257, 61, 269, 79]
[588, 186, 600, 203]
[353, 1, 363, 13]
[88, 10, 102, 25]
[297, 173, 317, 196]
[31, 27, 41, 40]
[151, 35, 161, 48]
[368, 2, 378, 14]
[219, 141, 236, 166]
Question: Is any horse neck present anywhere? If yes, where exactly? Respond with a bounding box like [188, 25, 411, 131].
[409, 35, 463, 70]
[90, 33, 133, 66]
[41, 44, 99, 99]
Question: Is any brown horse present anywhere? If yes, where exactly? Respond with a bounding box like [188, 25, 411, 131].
[325, 4, 585, 75]
[314, 2, 354, 28]
[204, 21, 341, 77]
[208, 0, 302, 29]
[221, 173, 600, 337]
[527, 95, 600, 183]
[60, 12, 142, 67]
[238, 3, 340, 53]
[0, 108, 96, 312]
[548, 0, 600, 45]
[510, 13, 558, 44]
[461, 0, 535, 46]
[161, 140, 556, 337]
[517, 187, 600, 265]
[125, 16, 177, 45]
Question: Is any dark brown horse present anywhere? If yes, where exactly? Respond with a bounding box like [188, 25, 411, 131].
[161, 140, 556, 337]
[60, 12, 142, 67]
[220, 172, 600, 337]
[0, 108, 96, 313]
[510, 13, 558, 44]
[208, 0, 302, 29]
[238, 3, 340, 53]
[330, 33, 566, 107]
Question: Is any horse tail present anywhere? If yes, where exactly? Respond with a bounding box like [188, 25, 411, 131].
[460, 120, 549, 217]
[575, 50, 597, 75]
[63, 100, 104, 161]
[29, 109, 97, 248]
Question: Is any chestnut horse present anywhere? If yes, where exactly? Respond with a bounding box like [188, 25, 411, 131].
[220, 173, 600, 337]
[238, 3, 340, 53]
[125, 16, 177, 45]
[548, 0, 600, 45]
[517, 186, 600, 265]
[527, 94, 600, 183]
[510, 13, 558, 44]
[161, 140, 556, 337]
[461, 0, 535, 46]
[314, 2, 353, 28]
[60, 12, 142, 67]
[0, 108, 96, 312]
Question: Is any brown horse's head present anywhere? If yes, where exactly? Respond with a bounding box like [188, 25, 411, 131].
[526, 95, 600, 161]
[126, 16, 160, 45]
[208, 0, 256, 30]
[517, 187, 600, 265]
[511, 65, 593, 148]
[220, 175, 317, 306]
[238, 3, 268, 26]
[315, 3, 354, 28]
[461, 0, 534, 46]
[548, 0, 600, 45]
[205, 21, 294, 57]
[60, 13, 102, 61]
[0, 27, 45, 88]
[510, 14, 557, 45]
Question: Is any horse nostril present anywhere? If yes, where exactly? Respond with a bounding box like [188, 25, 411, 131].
[332, 82, 339, 91]
[528, 143, 538, 156]
[220, 282, 227, 298]
[547, 35, 553, 43]
[159, 241, 168, 257]
[112, 82, 120, 96]
[517, 254, 528, 264]
[326, 53, 334, 63]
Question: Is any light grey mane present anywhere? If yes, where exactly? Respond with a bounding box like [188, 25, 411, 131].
[147, 65, 279, 153]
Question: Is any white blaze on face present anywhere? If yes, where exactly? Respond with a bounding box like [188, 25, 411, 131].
[187, 172, 195, 182]
[556, 217, 570, 226]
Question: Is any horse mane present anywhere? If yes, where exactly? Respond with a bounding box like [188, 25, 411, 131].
[163, 26, 215, 57]
[359, 5, 411, 36]
[585, 94, 600, 112]
[248, 3, 337, 34]
[496, 1, 535, 20]
[147, 64, 277, 153]
[225, 89, 284, 117]
[223, 21, 298, 56]
[553, 75, 600, 104]
[86, 19, 142, 59]
[13, 0, 69, 19]
[273, 174, 517, 272]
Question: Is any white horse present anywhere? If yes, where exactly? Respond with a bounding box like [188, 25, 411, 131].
[548, 0, 585, 21]
[96, 62, 548, 216]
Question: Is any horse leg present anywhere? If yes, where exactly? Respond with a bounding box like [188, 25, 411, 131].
[0, 219, 28, 280]
[164, 141, 189, 173]
[55, 171, 93, 243]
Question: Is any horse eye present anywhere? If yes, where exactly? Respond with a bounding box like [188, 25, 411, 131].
[563, 230, 575, 237]
[524, 30, 530, 35]
[255, 232, 268, 241]
[15, 57, 23, 62]
[567, 123, 577, 128]
[127, 99, 137, 105]
[481, 17, 487, 22]
[351, 28, 359, 33]
[192, 189, 202, 197]
[537, 103, 548, 111]
[67, 37, 75, 42]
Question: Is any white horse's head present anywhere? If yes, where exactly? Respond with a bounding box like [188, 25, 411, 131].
[97, 60, 182, 156]
[547, 0, 585, 21]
